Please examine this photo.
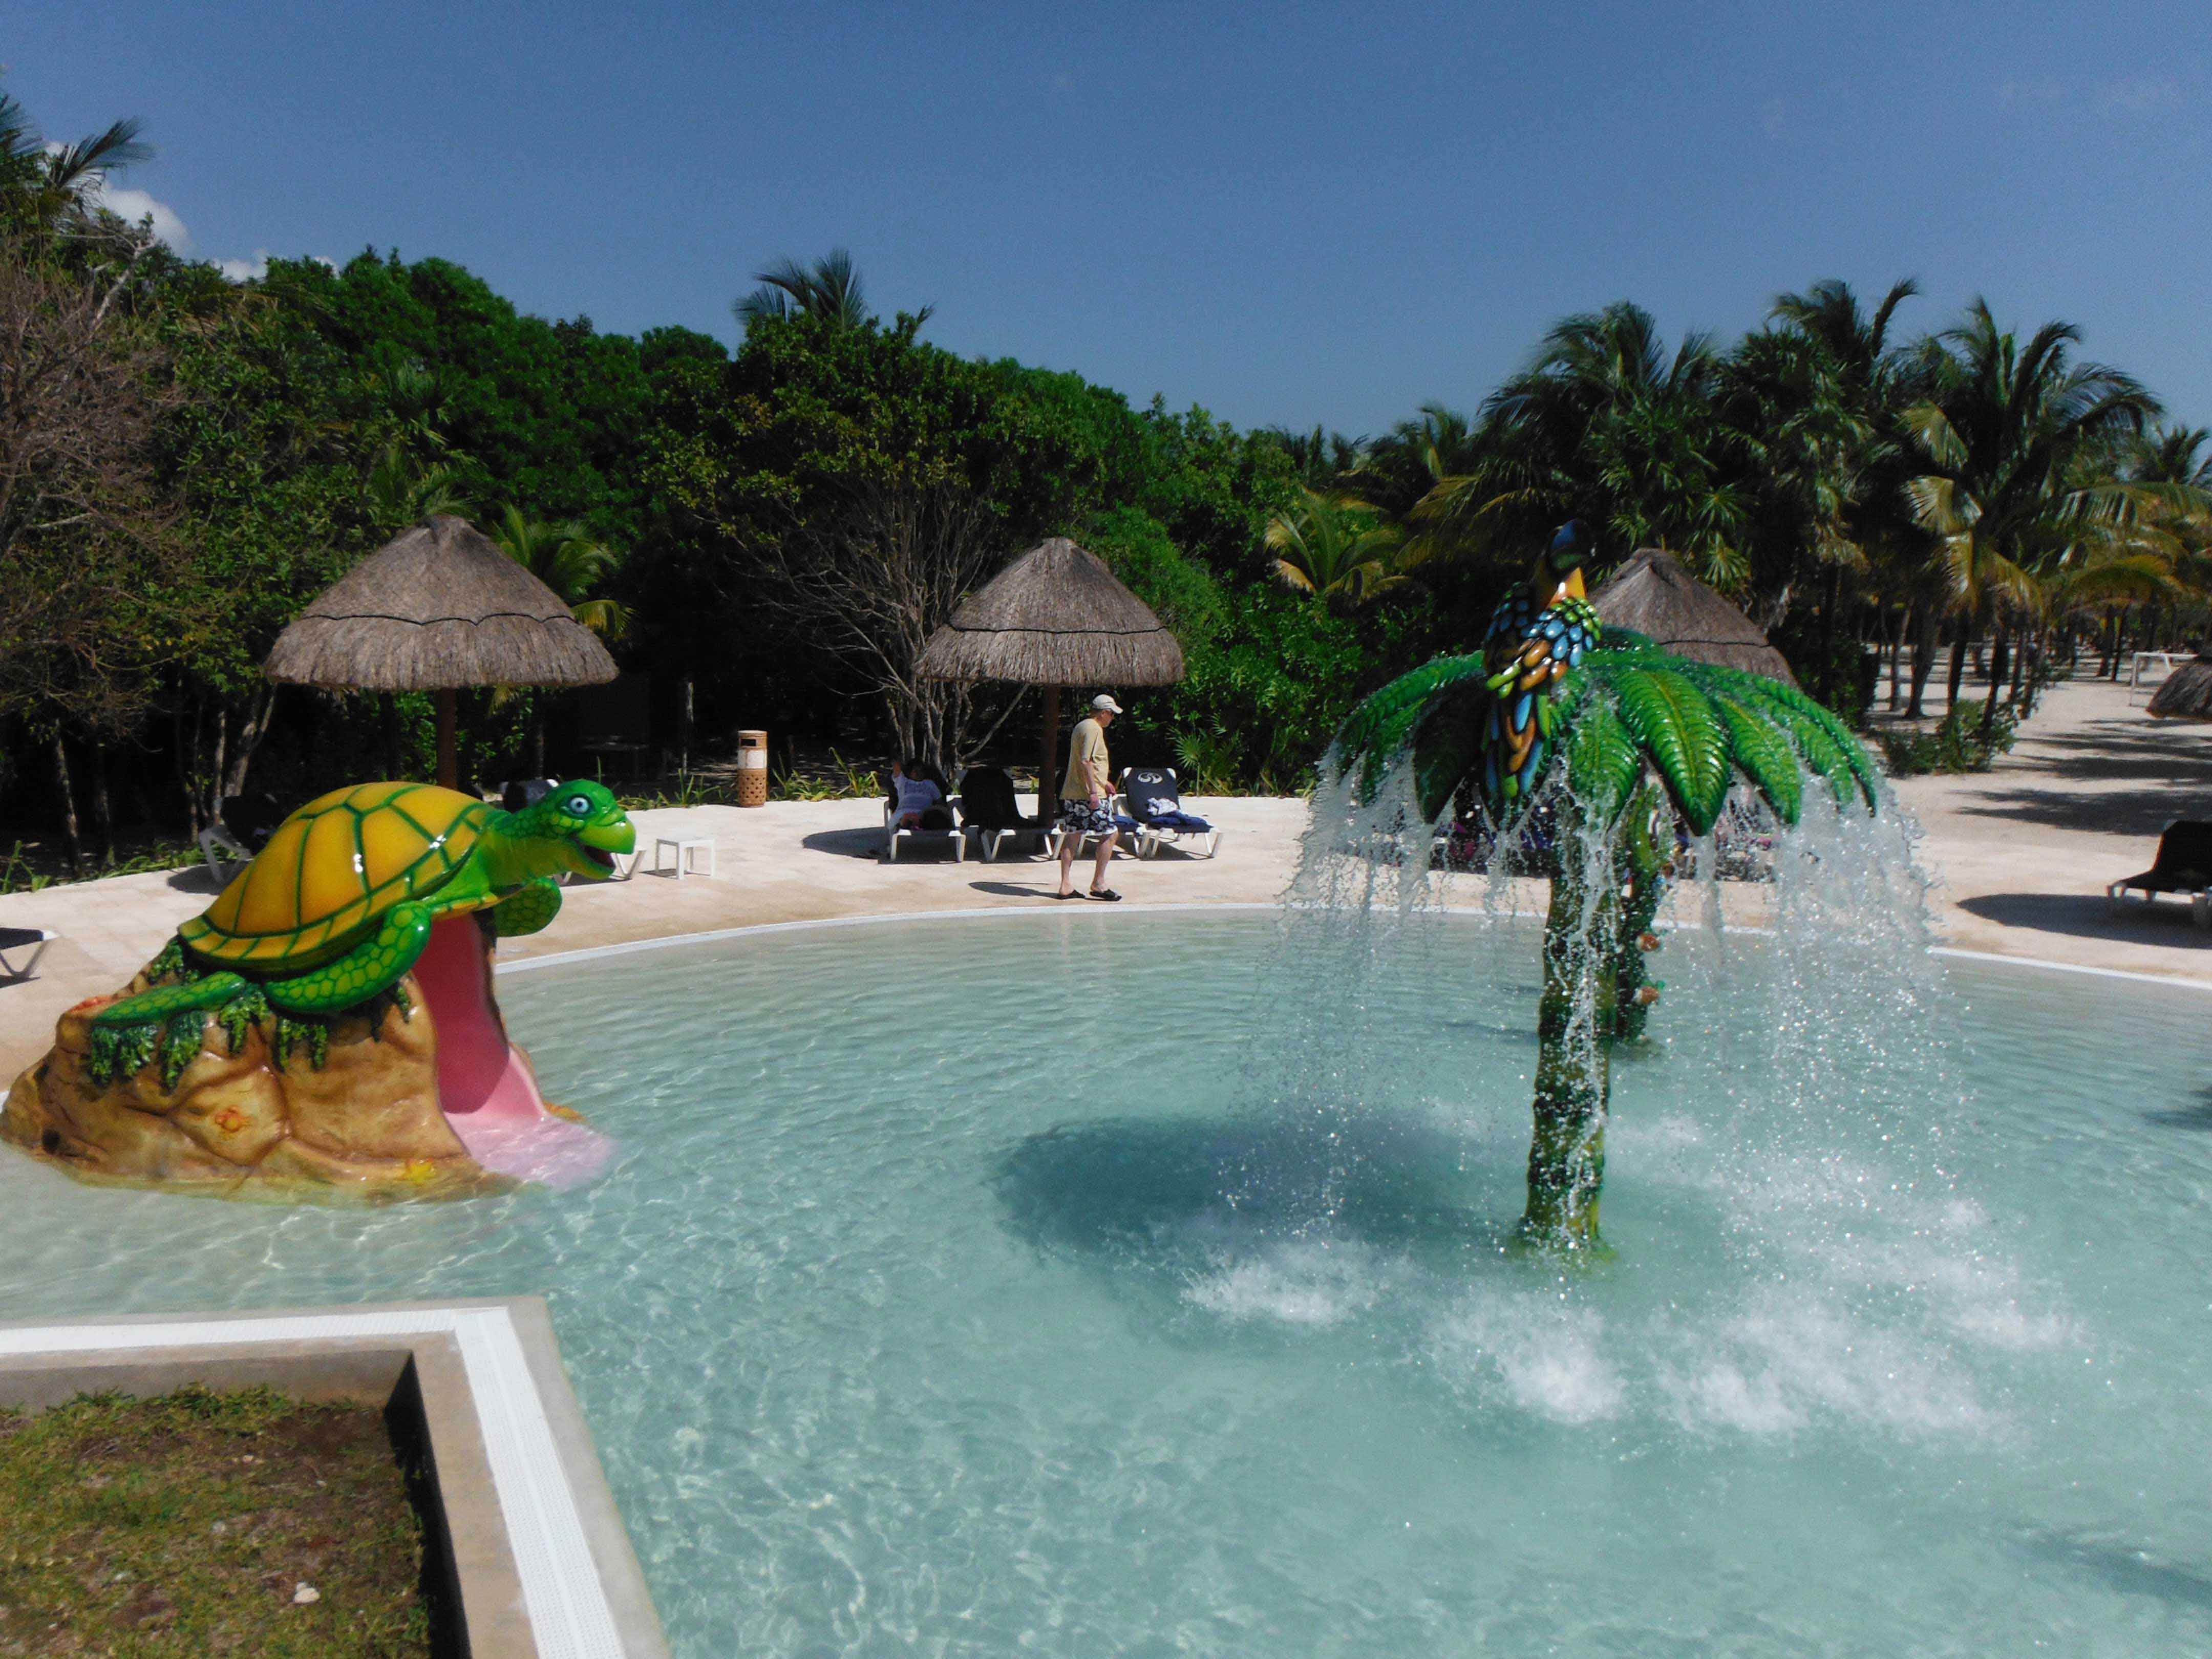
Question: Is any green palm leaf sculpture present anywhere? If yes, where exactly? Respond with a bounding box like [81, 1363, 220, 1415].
[1332, 525, 1879, 1252]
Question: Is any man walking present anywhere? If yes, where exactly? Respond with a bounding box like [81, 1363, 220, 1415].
[1055, 693, 1123, 900]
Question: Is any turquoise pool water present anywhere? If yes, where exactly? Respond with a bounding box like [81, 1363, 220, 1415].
[2, 909, 2207, 1656]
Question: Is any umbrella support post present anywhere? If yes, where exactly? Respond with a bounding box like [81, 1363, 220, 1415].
[1039, 686, 1061, 825]
[435, 689, 458, 791]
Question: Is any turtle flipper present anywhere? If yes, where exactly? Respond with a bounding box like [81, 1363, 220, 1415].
[262, 900, 434, 1015]
[491, 877, 563, 938]
[91, 970, 250, 1033]
[87, 971, 260, 1088]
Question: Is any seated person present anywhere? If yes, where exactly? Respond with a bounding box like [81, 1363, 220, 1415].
[888, 758, 954, 831]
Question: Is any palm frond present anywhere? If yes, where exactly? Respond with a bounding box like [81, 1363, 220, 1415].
[1589, 659, 1730, 833]
[1332, 653, 1492, 803]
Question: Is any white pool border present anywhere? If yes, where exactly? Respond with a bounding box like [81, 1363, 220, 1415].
[498, 900, 2212, 993]
[0, 1300, 655, 1659]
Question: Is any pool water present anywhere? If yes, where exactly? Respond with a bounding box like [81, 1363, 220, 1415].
[2, 910, 2208, 1656]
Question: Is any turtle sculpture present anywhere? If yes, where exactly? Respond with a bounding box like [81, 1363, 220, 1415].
[87, 779, 636, 1086]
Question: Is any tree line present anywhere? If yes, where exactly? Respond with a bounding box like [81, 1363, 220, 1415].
[4, 86, 2207, 877]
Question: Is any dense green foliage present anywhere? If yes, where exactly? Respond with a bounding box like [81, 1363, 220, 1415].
[3, 83, 2208, 877]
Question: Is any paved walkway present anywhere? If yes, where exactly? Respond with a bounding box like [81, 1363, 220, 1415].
[1884, 674, 2212, 975]
[2, 673, 2205, 1076]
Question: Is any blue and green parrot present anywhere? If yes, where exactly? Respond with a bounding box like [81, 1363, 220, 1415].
[1480, 520, 1603, 810]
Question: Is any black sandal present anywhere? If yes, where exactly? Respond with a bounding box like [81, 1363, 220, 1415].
[1053, 890, 1083, 900]
[1087, 887, 1122, 902]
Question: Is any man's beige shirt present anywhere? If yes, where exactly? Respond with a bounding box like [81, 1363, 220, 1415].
[1061, 715, 1110, 802]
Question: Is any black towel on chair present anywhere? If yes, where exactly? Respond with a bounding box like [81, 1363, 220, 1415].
[958, 767, 1033, 830]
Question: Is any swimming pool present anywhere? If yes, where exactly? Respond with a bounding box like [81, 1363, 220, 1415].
[2, 909, 2205, 1656]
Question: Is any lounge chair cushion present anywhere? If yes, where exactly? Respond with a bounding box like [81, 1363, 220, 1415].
[219, 792, 288, 853]
[1122, 769, 1212, 833]
[499, 777, 559, 814]
[2118, 820, 2212, 893]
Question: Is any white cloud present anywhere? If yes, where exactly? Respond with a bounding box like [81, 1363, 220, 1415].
[216, 250, 337, 283]
[40, 142, 192, 251]
[93, 182, 191, 251]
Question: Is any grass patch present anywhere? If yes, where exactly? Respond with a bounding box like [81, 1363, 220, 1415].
[0, 1385, 432, 1657]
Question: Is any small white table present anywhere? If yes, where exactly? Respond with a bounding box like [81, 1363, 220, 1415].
[2130, 651, 2189, 689]
[653, 836, 717, 879]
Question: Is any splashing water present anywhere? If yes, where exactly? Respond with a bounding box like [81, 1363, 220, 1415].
[1214, 748, 2029, 1441]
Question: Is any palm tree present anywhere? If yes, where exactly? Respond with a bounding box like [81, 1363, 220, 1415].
[1264, 425, 1365, 490]
[1903, 302, 2169, 733]
[734, 248, 932, 334]
[364, 443, 473, 529]
[488, 506, 631, 773]
[1264, 488, 1410, 605]
[1728, 280, 1936, 706]
[1334, 572, 1878, 1251]
[1346, 403, 1480, 522]
[0, 89, 152, 240]
[1413, 305, 1750, 588]
[1733, 281, 1923, 582]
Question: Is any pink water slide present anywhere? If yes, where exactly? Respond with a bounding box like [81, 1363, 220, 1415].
[411, 916, 613, 1186]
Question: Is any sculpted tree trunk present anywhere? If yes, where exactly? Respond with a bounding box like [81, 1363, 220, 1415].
[1523, 813, 1617, 1250]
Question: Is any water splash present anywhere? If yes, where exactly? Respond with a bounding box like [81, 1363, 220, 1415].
[1177, 751, 2058, 1439]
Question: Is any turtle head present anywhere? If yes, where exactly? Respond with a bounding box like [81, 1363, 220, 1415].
[505, 780, 635, 882]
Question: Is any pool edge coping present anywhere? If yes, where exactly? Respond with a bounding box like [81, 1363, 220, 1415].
[498, 901, 2212, 994]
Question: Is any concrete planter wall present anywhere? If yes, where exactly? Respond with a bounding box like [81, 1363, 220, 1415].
[0, 1297, 668, 1659]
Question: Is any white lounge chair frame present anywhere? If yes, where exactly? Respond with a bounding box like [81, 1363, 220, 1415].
[0, 927, 55, 983]
[197, 824, 253, 887]
[884, 796, 965, 862]
[968, 820, 1040, 862]
[2106, 873, 2212, 929]
[1122, 770, 1221, 859]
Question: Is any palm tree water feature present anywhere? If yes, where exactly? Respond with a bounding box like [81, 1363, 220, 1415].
[1322, 522, 1881, 1252]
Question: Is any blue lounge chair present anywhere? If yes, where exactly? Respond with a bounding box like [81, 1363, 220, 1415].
[1120, 768, 1220, 859]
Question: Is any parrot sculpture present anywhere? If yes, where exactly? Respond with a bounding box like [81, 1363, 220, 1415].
[1480, 520, 1602, 812]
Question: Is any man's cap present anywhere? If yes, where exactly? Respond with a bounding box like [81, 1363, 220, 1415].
[1091, 694, 1124, 714]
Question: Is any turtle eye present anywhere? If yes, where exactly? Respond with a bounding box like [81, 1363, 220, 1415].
[563, 794, 591, 817]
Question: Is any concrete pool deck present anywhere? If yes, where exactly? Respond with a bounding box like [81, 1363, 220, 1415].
[0, 673, 2205, 1078]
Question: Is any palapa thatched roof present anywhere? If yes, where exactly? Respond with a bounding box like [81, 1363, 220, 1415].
[265, 516, 619, 692]
[1591, 547, 1797, 684]
[2148, 654, 2212, 720]
[918, 537, 1184, 686]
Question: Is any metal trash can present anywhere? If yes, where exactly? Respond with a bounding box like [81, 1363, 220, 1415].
[736, 729, 768, 807]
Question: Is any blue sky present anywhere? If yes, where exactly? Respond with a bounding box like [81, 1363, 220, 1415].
[13, 2, 2208, 435]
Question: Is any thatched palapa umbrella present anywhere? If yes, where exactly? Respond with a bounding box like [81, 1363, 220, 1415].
[2147, 653, 2212, 719]
[918, 537, 1184, 817]
[1591, 547, 1797, 684]
[266, 515, 618, 789]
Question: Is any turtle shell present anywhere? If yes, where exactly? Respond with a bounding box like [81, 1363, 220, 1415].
[181, 782, 491, 968]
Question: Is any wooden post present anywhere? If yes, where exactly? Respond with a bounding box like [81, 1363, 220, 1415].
[1038, 686, 1062, 824]
[436, 688, 459, 791]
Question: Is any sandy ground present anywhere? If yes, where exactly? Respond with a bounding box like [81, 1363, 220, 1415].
[1, 673, 2205, 1077]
